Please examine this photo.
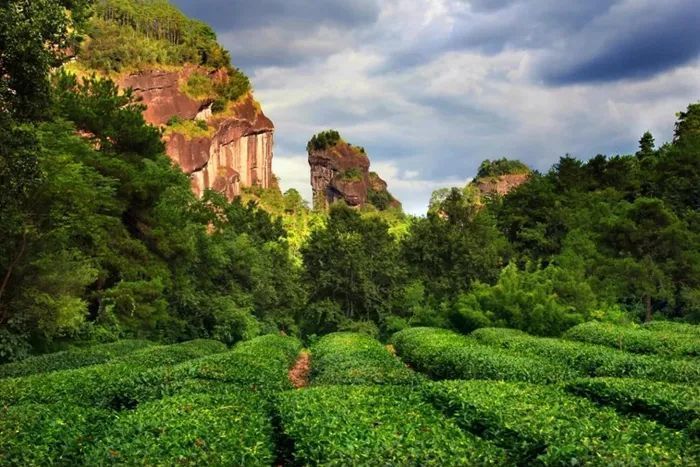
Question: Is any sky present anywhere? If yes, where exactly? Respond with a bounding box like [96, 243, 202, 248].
[172, 0, 700, 214]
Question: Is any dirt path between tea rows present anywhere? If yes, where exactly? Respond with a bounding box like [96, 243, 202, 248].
[288, 351, 311, 388]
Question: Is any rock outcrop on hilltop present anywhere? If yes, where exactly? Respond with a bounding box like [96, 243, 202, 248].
[308, 130, 400, 211]
[472, 158, 531, 198]
[119, 67, 274, 200]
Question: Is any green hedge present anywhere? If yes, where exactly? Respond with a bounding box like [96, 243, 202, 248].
[84, 392, 275, 466]
[0, 339, 225, 407]
[0, 339, 155, 379]
[643, 321, 700, 337]
[172, 334, 302, 393]
[391, 327, 575, 384]
[0, 403, 112, 466]
[310, 332, 420, 386]
[276, 385, 507, 465]
[564, 321, 700, 357]
[565, 377, 700, 432]
[425, 380, 694, 465]
[472, 327, 700, 383]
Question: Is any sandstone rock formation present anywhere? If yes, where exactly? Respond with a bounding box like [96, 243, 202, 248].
[475, 173, 531, 197]
[308, 132, 400, 211]
[119, 67, 274, 200]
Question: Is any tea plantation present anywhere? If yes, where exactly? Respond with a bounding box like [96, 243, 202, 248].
[1, 324, 698, 465]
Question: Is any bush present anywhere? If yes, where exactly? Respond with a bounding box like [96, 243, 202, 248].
[276, 385, 507, 465]
[0, 339, 225, 407]
[643, 320, 700, 337]
[476, 158, 530, 178]
[565, 321, 700, 357]
[472, 327, 700, 383]
[172, 334, 301, 393]
[310, 332, 420, 386]
[0, 339, 155, 379]
[181, 72, 214, 99]
[564, 377, 700, 432]
[0, 403, 112, 466]
[214, 68, 251, 101]
[391, 327, 575, 384]
[425, 380, 693, 465]
[306, 129, 341, 152]
[84, 392, 275, 466]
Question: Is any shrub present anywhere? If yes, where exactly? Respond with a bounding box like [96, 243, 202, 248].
[84, 392, 275, 466]
[307, 130, 341, 152]
[391, 327, 575, 384]
[0, 339, 225, 407]
[0, 339, 155, 379]
[564, 321, 700, 357]
[426, 380, 693, 465]
[0, 403, 112, 466]
[310, 333, 420, 386]
[276, 385, 507, 465]
[643, 321, 700, 337]
[214, 68, 251, 101]
[472, 327, 700, 383]
[172, 334, 302, 393]
[181, 72, 214, 99]
[476, 158, 530, 178]
[564, 377, 700, 432]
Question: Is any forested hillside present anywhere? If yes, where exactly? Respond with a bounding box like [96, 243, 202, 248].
[1, 0, 699, 363]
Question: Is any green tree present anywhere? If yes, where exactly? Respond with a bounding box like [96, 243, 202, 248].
[302, 204, 405, 332]
[636, 131, 656, 159]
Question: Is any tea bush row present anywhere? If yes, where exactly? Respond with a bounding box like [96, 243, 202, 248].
[425, 380, 695, 465]
[310, 332, 420, 386]
[643, 320, 700, 337]
[83, 392, 275, 466]
[564, 377, 700, 433]
[472, 327, 700, 383]
[276, 385, 507, 466]
[172, 334, 302, 393]
[0, 339, 225, 407]
[0, 339, 155, 379]
[391, 327, 574, 384]
[0, 402, 112, 466]
[564, 321, 700, 357]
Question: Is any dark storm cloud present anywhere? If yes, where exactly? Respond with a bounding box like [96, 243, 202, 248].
[171, 0, 379, 67]
[542, 1, 700, 85]
[172, 0, 379, 30]
[383, 0, 699, 85]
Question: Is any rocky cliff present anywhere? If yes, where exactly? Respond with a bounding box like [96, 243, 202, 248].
[472, 158, 531, 198]
[308, 130, 400, 211]
[475, 173, 531, 197]
[119, 67, 274, 200]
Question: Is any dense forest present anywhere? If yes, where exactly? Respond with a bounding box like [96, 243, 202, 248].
[1, 0, 700, 363]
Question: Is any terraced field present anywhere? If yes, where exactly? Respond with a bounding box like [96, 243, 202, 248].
[1, 324, 698, 465]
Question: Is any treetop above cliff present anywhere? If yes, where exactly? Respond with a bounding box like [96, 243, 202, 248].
[307, 129, 366, 155]
[476, 158, 531, 179]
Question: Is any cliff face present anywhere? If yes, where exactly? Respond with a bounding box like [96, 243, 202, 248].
[309, 138, 400, 210]
[475, 173, 531, 197]
[119, 67, 274, 200]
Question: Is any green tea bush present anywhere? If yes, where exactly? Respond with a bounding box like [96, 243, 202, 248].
[84, 392, 274, 466]
[173, 334, 302, 393]
[0, 339, 155, 379]
[564, 321, 700, 357]
[643, 321, 700, 337]
[310, 332, 420, 385]
[0, 339, 225, 407]
[472, 327, 700, 383]
[426, 380, 694, 465]
[565, 377, 700, 431]
[276, 385, 507, 465]
[0, 403, 112, 466]
[391, 327, 574, 384]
